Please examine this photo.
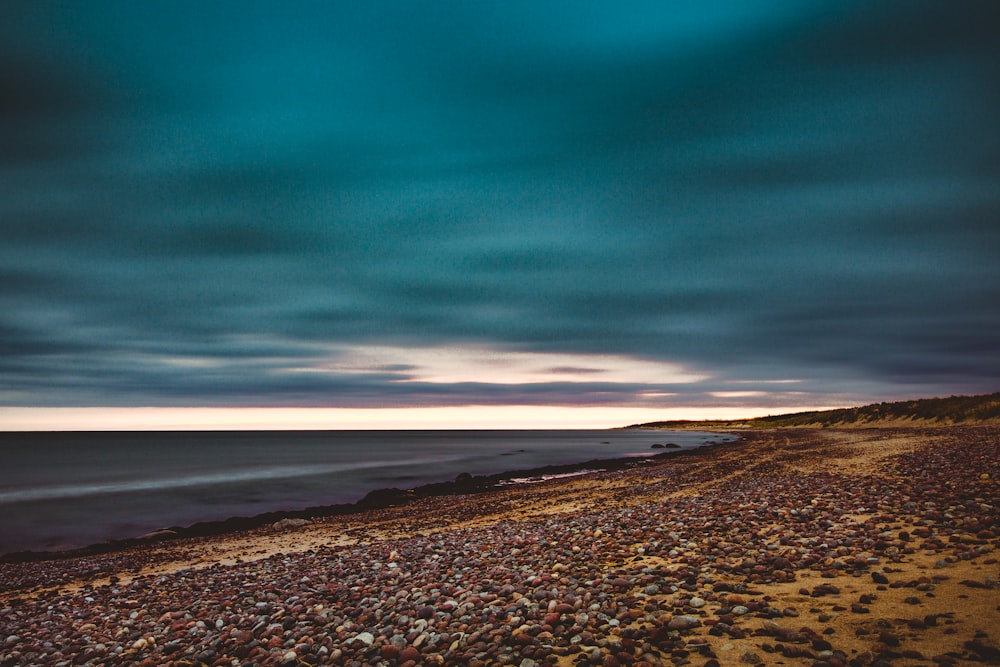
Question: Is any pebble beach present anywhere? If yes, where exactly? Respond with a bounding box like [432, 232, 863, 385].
[2, 426, 998, 667]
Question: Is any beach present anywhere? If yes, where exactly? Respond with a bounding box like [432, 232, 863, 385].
[1, 426, 997, 666]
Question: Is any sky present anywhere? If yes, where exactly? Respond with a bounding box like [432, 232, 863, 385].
[1, 1, 998, 429]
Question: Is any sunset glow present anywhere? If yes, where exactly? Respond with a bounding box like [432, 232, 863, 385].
[0, 404, 841, 431]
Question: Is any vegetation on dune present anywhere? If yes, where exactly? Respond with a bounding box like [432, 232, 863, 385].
[629, 392, 1000, 429]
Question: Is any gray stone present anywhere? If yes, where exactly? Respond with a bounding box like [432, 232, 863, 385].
[353, 631, 375, 646]
[667, 615, 701, 630]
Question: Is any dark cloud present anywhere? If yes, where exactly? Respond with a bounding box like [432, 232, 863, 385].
[1, 1, 998, 414]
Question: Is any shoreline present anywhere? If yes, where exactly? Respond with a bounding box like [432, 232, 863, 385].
[2, 426, 997, 666]
[0, 439, 731, 564]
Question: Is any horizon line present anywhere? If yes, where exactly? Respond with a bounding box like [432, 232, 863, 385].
[0, 405, 845, 432]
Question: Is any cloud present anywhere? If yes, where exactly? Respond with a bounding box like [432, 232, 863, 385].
[0, 1, 998, 415]
[315, 345, 709, 386]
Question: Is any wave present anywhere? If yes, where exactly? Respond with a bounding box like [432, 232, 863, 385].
[0, 455, 462, 504]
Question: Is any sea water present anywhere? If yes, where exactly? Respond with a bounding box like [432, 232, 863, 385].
[0, 429, 734, 554]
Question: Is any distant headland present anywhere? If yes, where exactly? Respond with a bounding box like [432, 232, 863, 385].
[626, 391, 1000, 429]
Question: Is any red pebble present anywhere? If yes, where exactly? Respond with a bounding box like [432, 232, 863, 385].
[399, 647, 421, 662]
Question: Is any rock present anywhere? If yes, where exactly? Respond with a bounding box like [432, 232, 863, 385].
[811, 583, 840, 597]
[353, 632, 375, 646]
[399, 647, 422, 662]
[741, 650, 762, 664]
[272, 518, 311, 530]
[668, 615, 701, 630]
[689, 597, 706, 608]
[780, 644, 814, 659]
[964, 640, 1000, 663]
[872, 571, 889, 584]
[358, 487, 410, 507]
[878, 631, 900, 647]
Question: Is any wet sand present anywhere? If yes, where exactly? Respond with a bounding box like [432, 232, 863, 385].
[1, 426, 997, 666]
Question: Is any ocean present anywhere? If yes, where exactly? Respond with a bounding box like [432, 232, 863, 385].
[0, 429, 734, 555]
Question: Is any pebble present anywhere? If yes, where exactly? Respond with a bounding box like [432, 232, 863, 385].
[1, 426, 996, 667]
[668, 615, 701, 630]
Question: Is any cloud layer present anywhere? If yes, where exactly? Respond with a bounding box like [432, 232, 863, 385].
[1, 1, 998, 414]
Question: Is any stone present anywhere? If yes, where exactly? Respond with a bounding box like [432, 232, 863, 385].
[353, 632, 375, 646]
[399, 647, 422, 662]
[668, 615, 701, 630]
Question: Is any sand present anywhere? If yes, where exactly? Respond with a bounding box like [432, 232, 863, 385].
[1, 426, 997, 666]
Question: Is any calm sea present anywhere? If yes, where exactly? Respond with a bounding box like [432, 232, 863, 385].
[0, 429, 733, 555]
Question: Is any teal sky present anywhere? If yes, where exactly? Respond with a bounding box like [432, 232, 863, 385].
[1, 1, 998, 420]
